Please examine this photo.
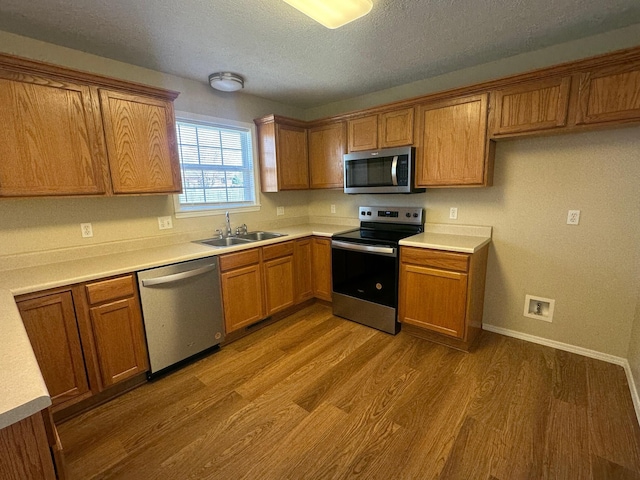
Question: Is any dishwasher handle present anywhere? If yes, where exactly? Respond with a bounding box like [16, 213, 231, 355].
[141, 263, 217, 287]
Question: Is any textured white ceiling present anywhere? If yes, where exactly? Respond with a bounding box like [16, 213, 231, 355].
[0, 0, 639, 108]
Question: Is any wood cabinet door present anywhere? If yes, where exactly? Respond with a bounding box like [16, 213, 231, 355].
[311, 237, 332, 301]
[491, 77, 571, 135]
[0, 413, 57, 480]
[379, 107, 414, 148]
[263, 255, 295, 315]
[221, 264, 265, 333]
[0, 71, 106, 197]
[308, 122, 346, 189]
[294, 239, 314, 304]
[275, 123, 309, 190]
[399, 263, 468, 339]
[98, 89, 182, 194]
[574, 62, 640, 125]
[415, 94, 490, 186]
[347, 115, 378, 152]
[17, 291, 90, 407]
[89, 298, 149, 388]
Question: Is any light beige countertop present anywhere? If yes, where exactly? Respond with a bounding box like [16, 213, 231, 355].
[0, 223, 350, 429]
[399, 224, 493, 253]
[0, 221, 490, 429]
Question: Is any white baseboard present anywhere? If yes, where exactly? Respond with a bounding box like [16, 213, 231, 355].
[483, 323, 640, 425]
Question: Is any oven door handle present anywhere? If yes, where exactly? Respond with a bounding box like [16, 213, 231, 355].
[331, 240, 397, 257]
[391, 156, 399, 186]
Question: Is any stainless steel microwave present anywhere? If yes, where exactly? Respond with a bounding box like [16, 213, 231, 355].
[343, 146, 424, 194]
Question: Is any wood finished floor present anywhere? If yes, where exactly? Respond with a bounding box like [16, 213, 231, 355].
[57, 303, 640, 480]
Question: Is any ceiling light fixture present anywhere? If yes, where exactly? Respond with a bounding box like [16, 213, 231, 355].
[208, 72, 245, 92]
[283, 0, 373, 29]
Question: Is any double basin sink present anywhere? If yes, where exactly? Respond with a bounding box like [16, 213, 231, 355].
[196, 231, 287, 248]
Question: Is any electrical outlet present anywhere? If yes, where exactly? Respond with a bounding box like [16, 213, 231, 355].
[158, 216, 173, 230]
[567, 210, 580, 225]
[449, 207, 458, 220]
[277, 206, 284, 216]
[331, 204, 336, 214]
[80, 223, 93, 238]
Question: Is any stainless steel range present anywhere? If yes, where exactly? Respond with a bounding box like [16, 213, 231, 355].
[331, 206, 424, 334]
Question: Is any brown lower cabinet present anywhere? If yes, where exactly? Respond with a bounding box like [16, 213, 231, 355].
[398, 245, 489, 351]
[220, 237, 333, 334]
[311, 237, 332, 301]
[16, 274, 148, 412]
[0, 410, 59, 480]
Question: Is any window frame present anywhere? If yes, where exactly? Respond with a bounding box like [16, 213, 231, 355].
[173, 111, 261, 218]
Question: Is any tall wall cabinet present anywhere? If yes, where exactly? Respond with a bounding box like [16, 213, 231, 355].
[0, 53, 181, 197]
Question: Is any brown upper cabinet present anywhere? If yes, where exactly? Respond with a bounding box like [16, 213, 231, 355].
[255, 115, 309, 192]
[0, 53, 181, 198]
[347, 107, 414, 152]
[415, 94, 494, 187]
[98, 89, 181, 194]
[0, 69, 108, 197]
[308, 121, 347, 189]
[573, 59, 640, 126]
[489, 76, 572, 136]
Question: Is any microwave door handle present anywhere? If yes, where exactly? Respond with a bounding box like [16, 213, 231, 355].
[391, 156, 399, 186]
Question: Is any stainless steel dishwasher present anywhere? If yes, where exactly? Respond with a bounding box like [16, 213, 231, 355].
[137, 257, 224, 377]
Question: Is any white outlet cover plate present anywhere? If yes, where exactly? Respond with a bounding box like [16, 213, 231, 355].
[567, 210, 580, 225]
[80, 223, 93, 238]
[449, 207, 458, 220]
[277, 206, 284, 216]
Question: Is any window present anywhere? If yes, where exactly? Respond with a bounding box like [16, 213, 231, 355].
[173, 112, 259, 217]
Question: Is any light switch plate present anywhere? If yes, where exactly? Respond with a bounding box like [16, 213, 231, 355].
[158, 216, 173, 230]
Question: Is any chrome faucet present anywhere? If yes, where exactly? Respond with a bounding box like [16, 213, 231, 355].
[225, 211, 232, 237]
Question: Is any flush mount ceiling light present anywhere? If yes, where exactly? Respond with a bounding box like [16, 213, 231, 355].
[283, 0, 373, 29]
[208, 72, 245, 92]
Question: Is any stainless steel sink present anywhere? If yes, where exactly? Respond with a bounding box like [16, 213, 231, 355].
[196, 237, 255, 248]
[237, 231, 287, 241]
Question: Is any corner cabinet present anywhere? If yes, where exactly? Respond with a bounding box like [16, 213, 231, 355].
[398, 245, 489, 351]
[308, 121, 346, 189]
[255, 115, 309, 192]
[415, 94, 494, 187]
[0, 53, 181, 198]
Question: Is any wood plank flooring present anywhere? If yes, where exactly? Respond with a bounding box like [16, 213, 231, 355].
[57, 304, 640, 479]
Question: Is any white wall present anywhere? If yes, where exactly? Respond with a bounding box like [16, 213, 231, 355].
[310, 126, 640, 358]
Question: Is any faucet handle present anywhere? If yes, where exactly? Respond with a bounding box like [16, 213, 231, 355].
[241, 223, 248, 234]
[215, 229, 223, 238]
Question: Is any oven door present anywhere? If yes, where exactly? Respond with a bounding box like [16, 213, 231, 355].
[331, 240, 400, 334]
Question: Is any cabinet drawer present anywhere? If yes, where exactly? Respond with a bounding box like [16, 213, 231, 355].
[401, 247, 469, 272]
[85, 275, 135, 305]
[262, 241, 294, 261]
[219, 248, 260, 272]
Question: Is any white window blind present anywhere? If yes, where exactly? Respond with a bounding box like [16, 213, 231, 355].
[174, 116, 258, 215]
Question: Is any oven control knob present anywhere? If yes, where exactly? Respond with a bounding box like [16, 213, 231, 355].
[360, 210, 365, 216]
[405, 213, 411, 218]
[367, 211, 372, 216]
[413, 213, 419, 218]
